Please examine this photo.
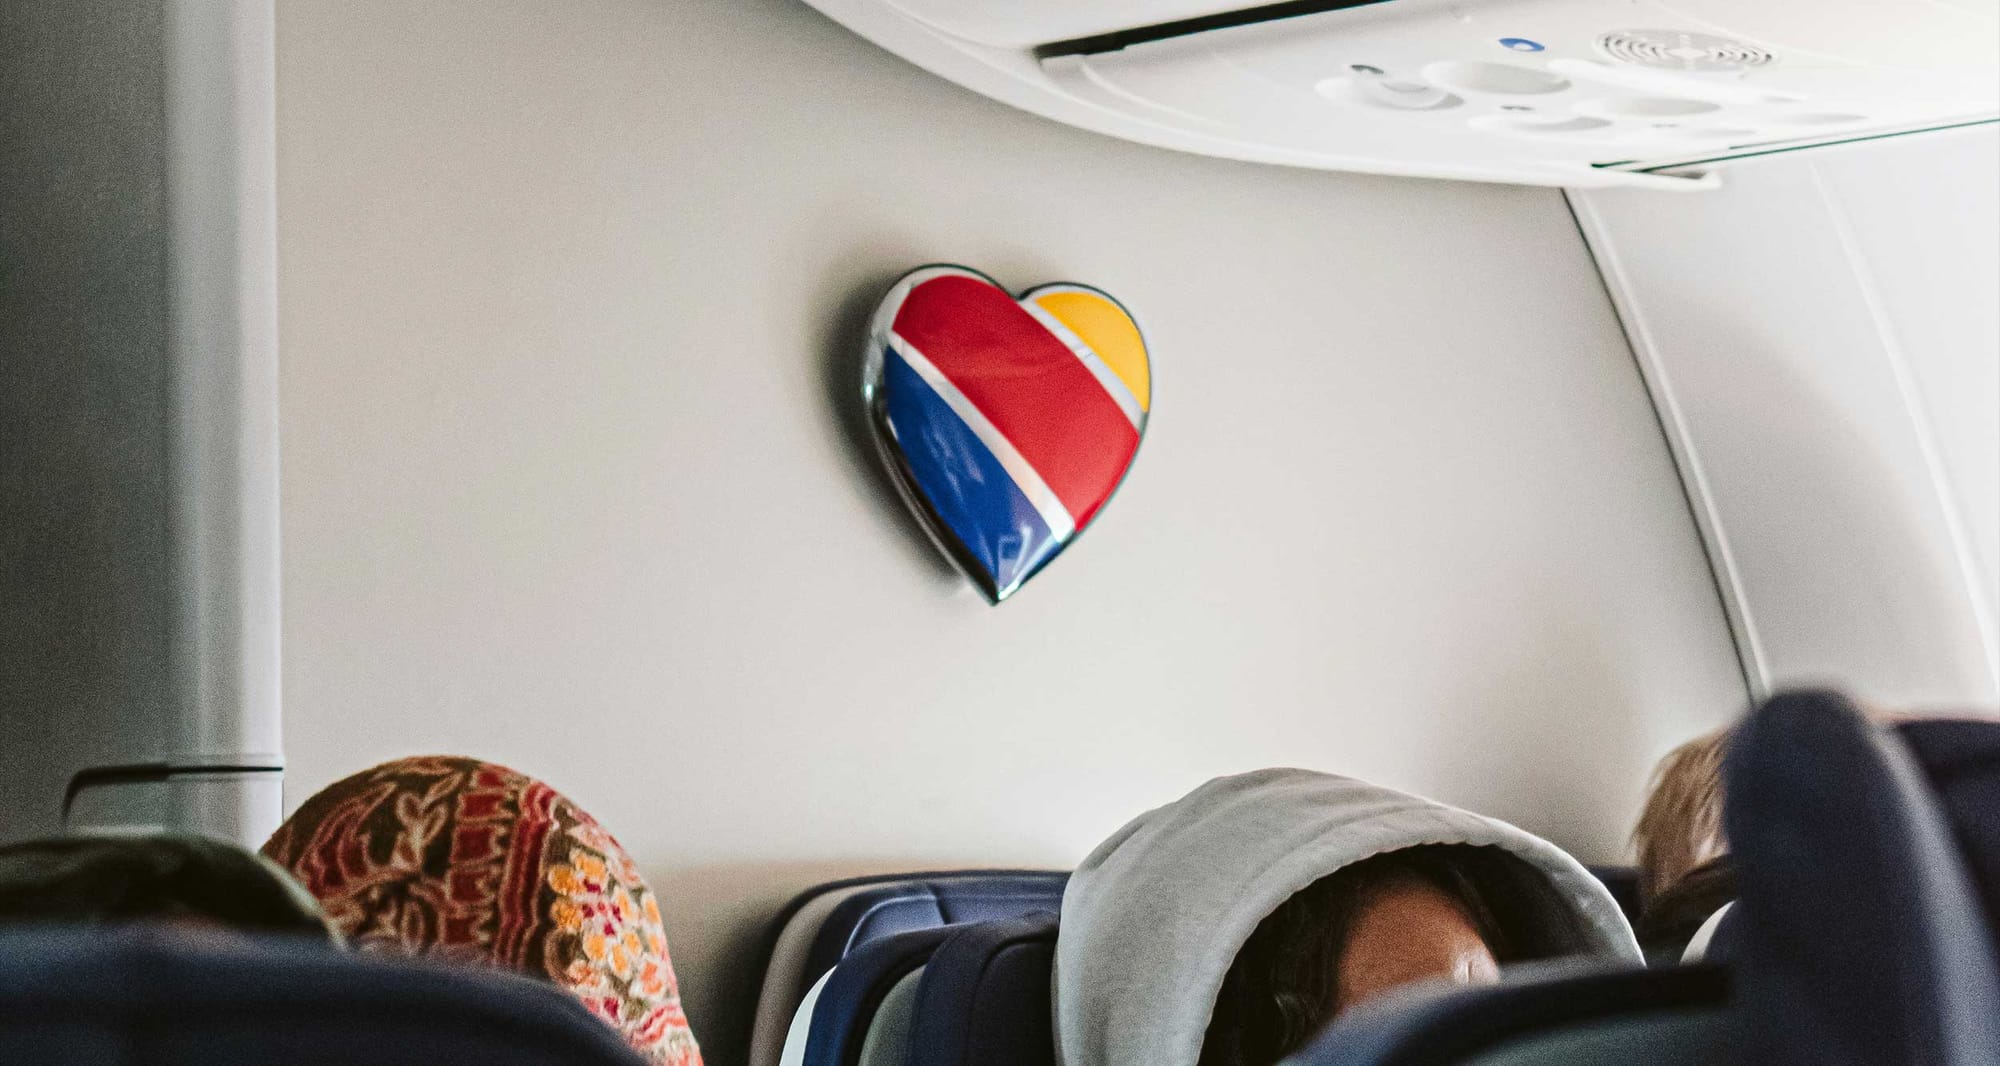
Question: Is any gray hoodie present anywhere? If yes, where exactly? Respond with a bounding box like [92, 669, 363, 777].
[1054, 769, 1641, 1066]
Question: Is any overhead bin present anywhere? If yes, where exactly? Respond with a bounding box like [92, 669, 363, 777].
[806, 0, 2000, 187]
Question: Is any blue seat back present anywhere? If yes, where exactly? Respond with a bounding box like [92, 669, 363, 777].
[1725, 689, 2000, 1066]
[790, 871, 1068, 1005]
[755, 872, 1067, 1066]
[802, 925, 955, 1066]
[907, 911, 1059, 1066]
[1285, 962, 1731, 1066]
[1898, 716, 2000, 953]
[0, 928, 645, 1066]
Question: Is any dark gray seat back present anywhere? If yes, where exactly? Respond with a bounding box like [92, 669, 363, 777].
[0, 928, 646, 1066]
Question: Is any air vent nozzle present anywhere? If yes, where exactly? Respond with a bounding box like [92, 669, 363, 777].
[1598, 29, 1776, 73]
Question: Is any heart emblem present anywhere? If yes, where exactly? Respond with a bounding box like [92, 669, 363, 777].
[863, 265, 1151, 603]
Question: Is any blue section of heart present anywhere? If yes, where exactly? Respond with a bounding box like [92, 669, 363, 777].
[880, 347, 1061, 600]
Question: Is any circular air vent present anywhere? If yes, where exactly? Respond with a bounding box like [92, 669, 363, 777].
[1597, 29, 1775, 73]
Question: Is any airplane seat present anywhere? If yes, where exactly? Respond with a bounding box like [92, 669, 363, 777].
[905, 911, 1060, 1066]
[1692, 902, 1742, 963]
[750, 870, 1068, 1066]
[0, 927, 648, 1065]
[779, 925, 953, 1066]
[1701, 713, 2000, 970]
[1897, 716, 2000, 946]
[1283, 962, 1733, 1066]
[1725, 689, 2000, 1066]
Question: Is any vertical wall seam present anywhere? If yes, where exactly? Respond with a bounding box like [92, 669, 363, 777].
[1564, 189, 1767, 705]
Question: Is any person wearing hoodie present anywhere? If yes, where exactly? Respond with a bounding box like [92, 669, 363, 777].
[1055, 768, 1641, 1066]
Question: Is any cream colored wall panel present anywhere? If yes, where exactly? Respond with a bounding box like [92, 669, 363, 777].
[275, 0, 1745, 1058]
[1574, 124, 2000, 711]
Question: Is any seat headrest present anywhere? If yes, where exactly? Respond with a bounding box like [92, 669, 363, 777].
[1284, 961, 1731, 1066]
[791, 872, 1068, 1005]
[753, 871, 1069, 1066]
[0, 928, 647, 1065]
[907, 911, 1059, 1066]
[1898, 716, 2000, 953]
[1725, 689, 2000, 1066]
[802, 925, 956, 1066]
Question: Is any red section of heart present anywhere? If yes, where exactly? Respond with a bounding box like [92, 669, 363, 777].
[891, 274, 1139, 527]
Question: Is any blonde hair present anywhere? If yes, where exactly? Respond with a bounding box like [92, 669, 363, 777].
[1632, 727, 1731, 902]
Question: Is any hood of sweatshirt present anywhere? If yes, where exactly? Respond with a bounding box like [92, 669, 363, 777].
[1054, 768, 1641, 1066]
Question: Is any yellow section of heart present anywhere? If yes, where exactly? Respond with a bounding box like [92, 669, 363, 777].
[1030, 290, 1151, 412]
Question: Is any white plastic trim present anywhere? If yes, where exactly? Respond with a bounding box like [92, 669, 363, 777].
[803, 0, 1993, 189]
[162, 0, 283, 775]
[804, 0, 1720, 188]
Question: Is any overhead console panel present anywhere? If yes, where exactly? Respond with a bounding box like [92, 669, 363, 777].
[808, 0, 2000, 187]
[864, 1, 1257, 47]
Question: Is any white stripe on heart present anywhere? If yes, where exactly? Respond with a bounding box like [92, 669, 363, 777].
[1018, 299, 1146, 432]
[885, 331, 1079, 542]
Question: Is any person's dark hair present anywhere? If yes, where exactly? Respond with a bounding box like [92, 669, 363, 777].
[0, 834, 331, 938]
[1197, 844, 1580, 1066]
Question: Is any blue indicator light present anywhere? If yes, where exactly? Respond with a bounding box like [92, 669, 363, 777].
[1499, 37, 1545, 52]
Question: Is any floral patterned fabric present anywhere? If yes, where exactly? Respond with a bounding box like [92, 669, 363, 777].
[263, 756, 701, 1065]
